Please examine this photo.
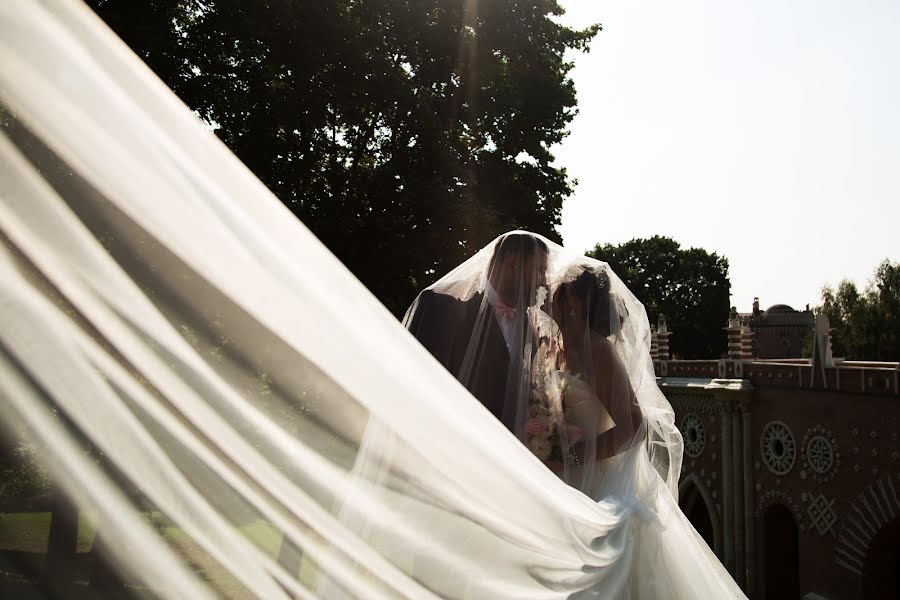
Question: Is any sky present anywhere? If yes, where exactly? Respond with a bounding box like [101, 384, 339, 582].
[553, 0, 900, 313]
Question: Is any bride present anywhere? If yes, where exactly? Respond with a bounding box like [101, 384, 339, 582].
[542, 260, 650, 491]
[0, 1, 744, 598]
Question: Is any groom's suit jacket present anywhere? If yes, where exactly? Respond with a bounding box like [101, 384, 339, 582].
[407, 289, 516, 431]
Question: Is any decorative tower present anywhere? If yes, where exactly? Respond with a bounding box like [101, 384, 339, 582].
[739, 320, 754, 360]
[726, 307, 744, 360]
[656, 314, 671, 360]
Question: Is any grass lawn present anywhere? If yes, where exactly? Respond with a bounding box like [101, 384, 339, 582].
[0, 511, 320, 598]
[0, 512, 96, 553]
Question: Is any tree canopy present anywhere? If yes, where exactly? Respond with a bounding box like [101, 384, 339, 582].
[87, 0, 599, 314]
[588, 236, 731, 359]
[818, 260, 899, 361]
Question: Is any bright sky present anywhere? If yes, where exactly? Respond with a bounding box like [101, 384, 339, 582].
[554, 0, 900, 313]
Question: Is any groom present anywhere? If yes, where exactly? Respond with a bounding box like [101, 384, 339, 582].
[404, 232, 549, 432]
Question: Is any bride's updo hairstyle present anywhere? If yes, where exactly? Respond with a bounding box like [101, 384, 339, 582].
[554, 264, 616, 336]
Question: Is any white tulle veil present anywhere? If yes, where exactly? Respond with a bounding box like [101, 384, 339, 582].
[0, 1, 743, 598]
[402, 233, 683, 501]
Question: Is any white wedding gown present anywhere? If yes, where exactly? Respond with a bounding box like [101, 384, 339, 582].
[0, 0, 744, 598]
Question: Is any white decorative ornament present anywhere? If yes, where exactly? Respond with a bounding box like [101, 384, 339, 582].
[761, 421, 796, 476]
[806, 493, 838, 535]
[681, 414, 706, 458]
[807, 436, 834, 474]
[834, 477, 900, 575]
[800, 426, 840, 483]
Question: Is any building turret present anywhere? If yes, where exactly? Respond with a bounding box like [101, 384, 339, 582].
[656, 314, 671, 360]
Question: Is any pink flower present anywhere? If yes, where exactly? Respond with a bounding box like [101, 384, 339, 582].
[526, 417, 550, 437]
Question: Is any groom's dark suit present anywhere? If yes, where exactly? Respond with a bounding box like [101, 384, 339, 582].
[406, 289, 517, 430]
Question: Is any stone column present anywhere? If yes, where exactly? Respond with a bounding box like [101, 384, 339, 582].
[742, 404, 756, 598]
[720, 398, 735, 574]
[732, 407, 745, 588]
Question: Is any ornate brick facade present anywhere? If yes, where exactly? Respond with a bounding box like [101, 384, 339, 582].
[657, 355, 899, 599]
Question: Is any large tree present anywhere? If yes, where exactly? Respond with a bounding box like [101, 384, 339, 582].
[86, 0, 599, 314]
[588, 236, 731, 359]
[818, 260, 899, 361]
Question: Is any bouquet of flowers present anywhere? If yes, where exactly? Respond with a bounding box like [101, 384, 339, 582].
[525, 370, 584, 464]
[525, 368, 615, 464]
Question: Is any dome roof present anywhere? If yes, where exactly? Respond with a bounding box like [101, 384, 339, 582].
[765, 304, 796, 314]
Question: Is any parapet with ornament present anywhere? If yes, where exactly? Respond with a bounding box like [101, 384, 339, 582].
[650, 312, 899, 397]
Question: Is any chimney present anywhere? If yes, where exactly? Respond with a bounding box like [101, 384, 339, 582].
[752, 297, 760, 316]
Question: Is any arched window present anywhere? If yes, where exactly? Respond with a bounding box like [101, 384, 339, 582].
[864, 519, 900, 599]
[678, 475, 721, 558]
[763, 504, 799, 599]
[682, 485, 714, 549]
[779, 336, 792, 359]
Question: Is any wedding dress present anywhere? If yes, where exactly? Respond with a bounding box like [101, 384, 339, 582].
[401, 235, 743, 598]
[0, 0, 745, 598]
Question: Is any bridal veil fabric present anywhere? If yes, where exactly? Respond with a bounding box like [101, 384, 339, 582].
[403, 233, 683, 500]
[0, 0, 745, 598]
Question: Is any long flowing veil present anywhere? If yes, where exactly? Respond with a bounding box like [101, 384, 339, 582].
[0, 1, 744, 598]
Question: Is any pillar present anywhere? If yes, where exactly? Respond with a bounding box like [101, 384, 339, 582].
[732, 408, 745, 587]
[720, 398, 735, 574]
[743, 404, 756, 598]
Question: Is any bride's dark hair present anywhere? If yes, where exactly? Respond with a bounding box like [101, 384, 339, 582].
[555, 264, 614, 336]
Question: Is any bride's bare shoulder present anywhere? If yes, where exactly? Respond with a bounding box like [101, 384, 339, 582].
[589, 335, 624, 373]
[589, 334, 614, 356]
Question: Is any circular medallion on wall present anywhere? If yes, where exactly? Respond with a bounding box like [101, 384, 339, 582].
[807, 437, 833, 472]
[760, 421, 796, 476]
[800, 425, 840, 483]
[681, 413, 705, 458]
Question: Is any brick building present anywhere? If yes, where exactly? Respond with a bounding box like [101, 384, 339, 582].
[743, 298, 816, 359]
[651, 315, 899, 599]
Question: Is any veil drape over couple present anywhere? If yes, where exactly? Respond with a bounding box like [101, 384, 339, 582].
[328, 233, 743, 598]
[0, 1, 744, 598]
[404, 231, 674, 499]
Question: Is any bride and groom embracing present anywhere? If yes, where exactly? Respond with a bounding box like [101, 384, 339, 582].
[404, 231, 652, 497]
[403, 231, 746, 597]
